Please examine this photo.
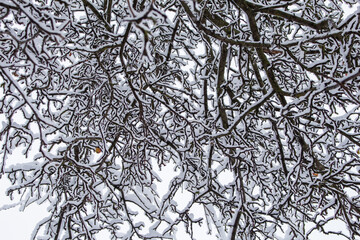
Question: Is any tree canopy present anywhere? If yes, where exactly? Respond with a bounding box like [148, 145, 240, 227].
[1, 0, 360, 239]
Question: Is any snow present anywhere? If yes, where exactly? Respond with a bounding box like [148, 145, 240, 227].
[1, 0, 359, 239]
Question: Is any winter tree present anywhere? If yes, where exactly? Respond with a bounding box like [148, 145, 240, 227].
[0, 0, 360, 239]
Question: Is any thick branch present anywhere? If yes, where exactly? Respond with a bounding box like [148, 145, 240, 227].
[178, 0, 271, 48]
[231, 0, 330, 30]
[82, 0, 112, 32]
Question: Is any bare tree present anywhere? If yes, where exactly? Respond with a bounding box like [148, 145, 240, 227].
[1, 0, 360, 239]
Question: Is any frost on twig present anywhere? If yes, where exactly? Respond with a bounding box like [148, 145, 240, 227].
[0, 0, 360, 239]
